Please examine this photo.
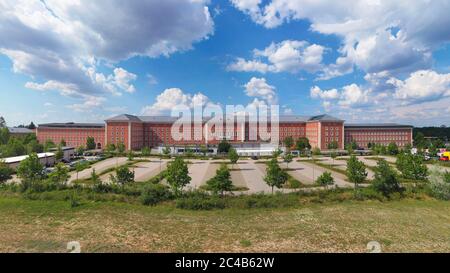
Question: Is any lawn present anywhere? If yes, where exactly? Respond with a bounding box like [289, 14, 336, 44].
[0, 197, 449, 253]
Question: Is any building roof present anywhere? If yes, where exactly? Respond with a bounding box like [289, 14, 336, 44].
[7, 127, 34, 134]
[106, 114, 344, 124]
[345, 123, 413, 129]
[3, 153, 55, 164]
[38, 123, 105, 129]
[308, 114, 344, 122]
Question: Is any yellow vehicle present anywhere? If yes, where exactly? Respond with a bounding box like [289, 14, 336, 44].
[440, 151, 450, 161]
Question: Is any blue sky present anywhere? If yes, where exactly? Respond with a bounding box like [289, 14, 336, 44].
[1, 0, 450, 127]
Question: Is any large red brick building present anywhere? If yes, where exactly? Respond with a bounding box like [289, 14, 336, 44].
[36, 114, 413, 152]
[36, 123, 105, 149]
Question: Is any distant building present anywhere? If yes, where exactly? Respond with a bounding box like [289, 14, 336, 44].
[7, 127, 34, 137]
[36, 123, 105, 150]
[3, 153, 55, 170]
[35, 114, 414, 153]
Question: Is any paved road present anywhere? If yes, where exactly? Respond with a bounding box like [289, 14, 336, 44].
[236, 160, 273, 194]
[69, 157, 128, 182]
[133, 160, 168, 182]
[187, 160, 219, 190]
[289, 160, 353, 188]
[319, 157, 375, 180]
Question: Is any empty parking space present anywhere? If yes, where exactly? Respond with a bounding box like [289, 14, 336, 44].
[236, 160, 272, 193]
[289, 160, 353, 188]
[69, 157, 128, 182]
[187, 160, 220, 190]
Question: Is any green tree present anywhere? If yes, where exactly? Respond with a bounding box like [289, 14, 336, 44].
[206, 164, 233, 196]
[387, 142, 399, 155]
[106, 144, 116, 154]
[17, 153, 44, 190]
[48, 163, 69, 187]
[27, 122, 36, 130]
[414, 132, 426, 149]
[44, 139, 56, 152]
[296, 137, 311, 155]
[372, 159, 402, 197]
[346, 155, 368, 191]
[0, 160, 13, 184]
[316, 171, 334, 189]
[228, 148, 239, 168]
[264, 159, 288, 194]
[166, 157, 191, 196]
[60, 139, 67, 147]
[345, 143, 355, 155]
[283, 136, 294, 152]
[74, 161, 89, 181]
[55, 145, 64, 162]
[77, 146, 85, 156]
[330, 151, 338, 165]
[312, 147, 321, 156]
[86, 137, 96, 150]
[26, 140, 44, 154]
[0, 116, 6, 128]
[327, 141, 339, 150]
[5, 137, 26, 156]
[117, 142, 126, 153]
[218, 140, 231, 154]
[283, 153, 293, 169]
[110, 165, 134, 187]
[0, 127, 10, 145]
[127, 150, 134, 161]
[428, 144, 438, 157]
[162, 146, 171, 157]
[141, 147, 151, 157]
[396, 153, 428, 180]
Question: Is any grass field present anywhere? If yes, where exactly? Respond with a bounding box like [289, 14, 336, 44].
[0, 197, 449, 253]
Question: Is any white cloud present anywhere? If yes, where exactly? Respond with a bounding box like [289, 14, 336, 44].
[228, 40, 325, 74]
[231, 0, 450, 78]
[141, 88, 218, 115]
[44, 102, 53, 107]
[67, 96, 106, 113]
[244, 77, 278, 105]
[310, 86, 339, 100]
[0, 0, 213, 100]
[389, 70, 450, 103]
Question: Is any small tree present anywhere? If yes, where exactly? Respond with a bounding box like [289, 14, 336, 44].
[117, 142, 126, 154]
[372, 159, 402, 197]
[296, 137, 311, 155]
[228, 148, 239, 168]
[272, 149, 283, 158]
[77, 146, 85, 156]
[264, 159, 288, 194]
[49, 163, 70, 187]
[283, 137, 294, 152]
[110, 165, 134, 187]
[328, 141, 339, 150]
[75, 161, 89, 181]
[207, 164, 233, 196]
[17, 153, 44, 190]
[166, 157, 191, 196]
[162, 146, 171, 157]
[283, 153, 293, 169]
[127, 150, 134, 161]
[60, 139, 67, 147]
[91, 168, 100, 184]
[86, 137, 96, 150]
[218, 140, 231, 154]
[346, 156, 368, 192]
[44, 139, 56, 152]
[428, 169, 450, 200]
[316, 171, 334, 189]
[396, 153, 428, 180]
[387, 142, 399, 155]
[55, 145, 64, 162]
[330, 151, 337, 165]
[106, 144, 116, 154]
[312, 147, 321, 157]
[141, 147, 151, 157]
[0, 116, 6, 128]
[0, 160, 13, 184]
[345, 143, 355, 156]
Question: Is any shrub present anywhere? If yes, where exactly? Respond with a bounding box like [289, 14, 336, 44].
[396, 153, 428, 180]
[176, 191, 225, 210]
[0, 161, 13, 184]
[316, 172, 334, 189]
[372, 159, 403, 197]
[140, 184, 172, 206]
[429, 170, 450, 200]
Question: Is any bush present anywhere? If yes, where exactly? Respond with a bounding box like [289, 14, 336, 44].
[373, 159, 403, 197]
[175, 191, 226, 210]
[429, 170, 450, 200]
[140, 184, 172, 206]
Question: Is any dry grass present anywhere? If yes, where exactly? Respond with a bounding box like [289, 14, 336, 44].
[0, 197, 449, 253]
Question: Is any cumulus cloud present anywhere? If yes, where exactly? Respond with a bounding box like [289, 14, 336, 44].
[0, 0, 214, 103]
[230, 0, 450, 78]
[228, 40, 325, 74]
[244, 77, 278, 105]
[141, 88, 218, 115]
[310, 84, 371, 109]
[389, 70, 450, 103]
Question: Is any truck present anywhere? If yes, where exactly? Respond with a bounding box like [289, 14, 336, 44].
[440, 151, 450, 161]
